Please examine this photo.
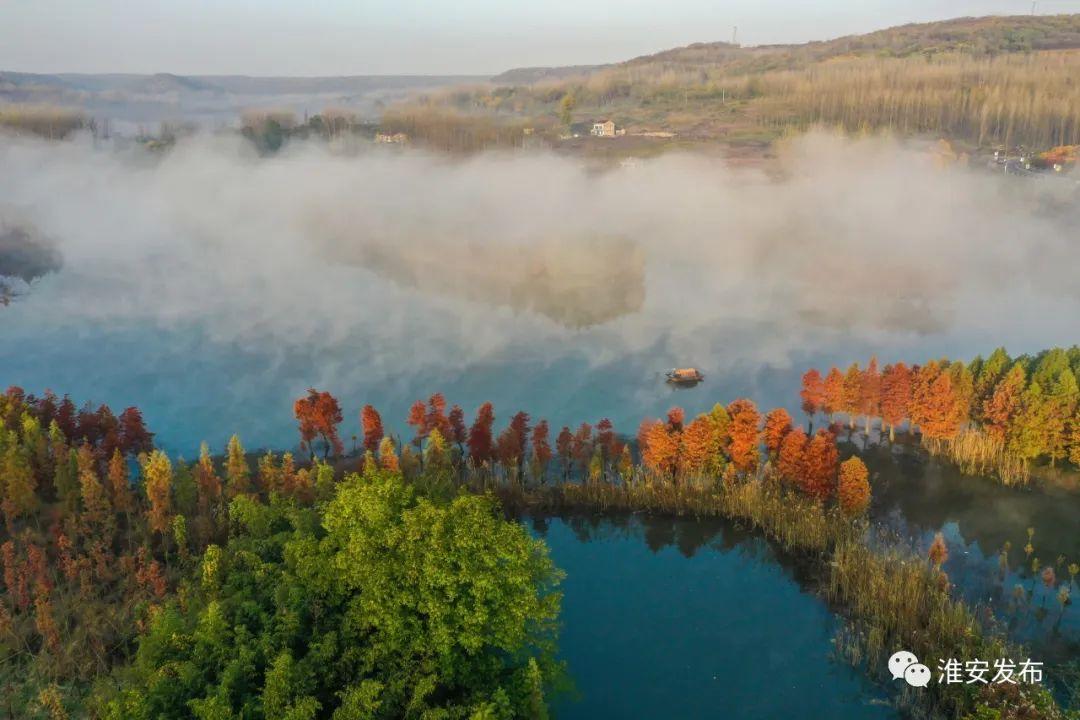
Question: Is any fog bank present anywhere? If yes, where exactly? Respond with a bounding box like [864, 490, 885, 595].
[1, 131, 1077, 449]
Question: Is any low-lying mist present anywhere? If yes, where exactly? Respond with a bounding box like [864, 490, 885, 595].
[1, 130, 1077, 450]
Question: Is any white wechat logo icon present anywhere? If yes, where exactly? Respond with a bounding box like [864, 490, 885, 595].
[904, 663, 932, 688]
[889, 650, 930, 687]
[888, 651, 918, 680]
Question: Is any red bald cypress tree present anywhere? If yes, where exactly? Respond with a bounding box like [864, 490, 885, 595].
[778, 427, 808, 483]
[531, 420, 552, 482]
[107, 448, 133, 517]
[909, 362, 941, 432]
[118, 406, 154, 456]
[682, 415, 714, 477]
[556, 425, 574, 481]
[406, 400, 427, 449]
[824, 367, 845, 421]
[880, 362, 912, 442]
[800, 369, 826, 430]
[860, 357, 881, 435]
[293, 389, 344, 459]
[983, 363, 1026, 442]
[467, 402, 495, 466]
[360, 404, 384, 453]
[799, 429, 839, 502]
[448, 404, 467, 450]
[920, 371, 964, 442]
[727, 399, 761, 475]
[496, 411, 531, 476]
[596, 418, 616, 461]
[642, 420, 680, 481]
[572, 423, 594, 475]
[762, 407, 793, 458]
[842, 363, 863, 429]
[425, 393, 452, 440]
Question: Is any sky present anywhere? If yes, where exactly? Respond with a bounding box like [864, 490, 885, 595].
[2, 0, 1079, 76]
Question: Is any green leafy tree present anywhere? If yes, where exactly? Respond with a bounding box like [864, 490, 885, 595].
[104, 471, 563, 719]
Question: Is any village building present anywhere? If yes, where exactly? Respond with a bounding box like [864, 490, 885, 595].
[590, 120, 625, 137]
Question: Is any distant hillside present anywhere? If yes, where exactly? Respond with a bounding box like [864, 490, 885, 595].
[491, 64, 611, 85]
[124, 73, 222, 95]
[495, 14, 1080, 83]
[414, 14, 1080, 152]
[0, 72, 485, 130]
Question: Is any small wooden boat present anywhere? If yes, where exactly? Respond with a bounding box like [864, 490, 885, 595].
[666, 367, 704, 385]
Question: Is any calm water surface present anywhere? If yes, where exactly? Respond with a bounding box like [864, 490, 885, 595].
[532, 515, 896, 720]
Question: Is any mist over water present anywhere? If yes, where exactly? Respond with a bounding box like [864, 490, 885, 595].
[1, 130, 1078, 454]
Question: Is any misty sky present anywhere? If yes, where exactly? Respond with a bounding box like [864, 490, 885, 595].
[3, 0, 1079, 76]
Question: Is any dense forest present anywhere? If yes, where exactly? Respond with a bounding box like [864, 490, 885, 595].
[800, 346, 1080, 484]
[3, 343, 1079, 717]
[0, 388, 561, 719]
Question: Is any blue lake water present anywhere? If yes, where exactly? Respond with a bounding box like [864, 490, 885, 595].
[535, 515, 896, 719]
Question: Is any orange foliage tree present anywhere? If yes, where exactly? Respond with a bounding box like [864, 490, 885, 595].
[425, 393, 452, 441]
[642, 419, 680, 481]
[909, 361, 941, 431]
[842, 363, 863, 429]
[859, 357, 881, 435]
[824, 367, 845, 421]
[293, 388, 344, 459]
[919, 372, 964, 442]
[778, 427, 808, 483]
[798, 430, 838, 502]
[982, 363, 1026, 442]
[762, 407, 793, 458]
[726, 399, 761, 475]
[682, 415, 715, 476]
[406, 400, 427, 448]
[837, 456, 871, 516]
[800, 369, 826, 430]
[880, 362, 912, 442]
[360, 404, 384, 453]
